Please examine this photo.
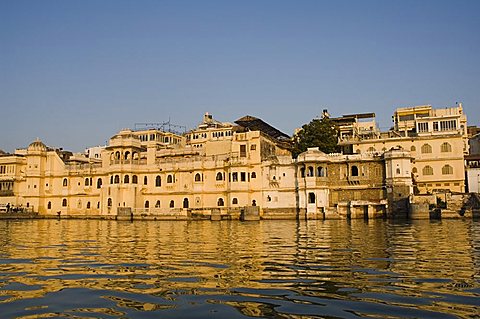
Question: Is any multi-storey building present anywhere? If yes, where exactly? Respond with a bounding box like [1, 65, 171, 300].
[335, 103, 468, 194]
[296, 147, 412, 218]
[0, 105, 474, 219]
[0, 113, 297, 219]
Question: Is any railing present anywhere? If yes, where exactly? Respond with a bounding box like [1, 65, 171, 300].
[65, 163, 102, 171]
[110, 159, 147, 165]
[0, 190, 14, 197]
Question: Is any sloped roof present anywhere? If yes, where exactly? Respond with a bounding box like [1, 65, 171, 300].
[235, 115, 290, 140]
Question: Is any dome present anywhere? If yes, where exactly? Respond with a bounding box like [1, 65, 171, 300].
[28, 139, 47, 152]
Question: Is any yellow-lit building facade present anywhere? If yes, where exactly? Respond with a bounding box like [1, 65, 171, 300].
[0, 114, 297, 218]
[335, 103, 468, 194]
[0, 104, 473, 218]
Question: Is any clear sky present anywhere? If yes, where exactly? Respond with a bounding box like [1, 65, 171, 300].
[1, 0, 479, 152]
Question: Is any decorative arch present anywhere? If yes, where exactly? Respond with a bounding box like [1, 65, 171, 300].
[421, 144, 432, 154]
[422, 166, 433, 175]
[442, 164, 453, 175]
[307, 166, 314, 177]
[351, 165, 359, 177]
[441, 142, 452, 152]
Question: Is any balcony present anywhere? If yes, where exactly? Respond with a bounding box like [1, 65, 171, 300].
[0, 190, 14, 197]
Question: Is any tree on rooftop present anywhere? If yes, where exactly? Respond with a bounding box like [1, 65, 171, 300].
[292, 117, 339, 158]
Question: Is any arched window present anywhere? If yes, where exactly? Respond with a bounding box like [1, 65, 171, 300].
[216, 172, 223, 181]
[308, 192, 316, 204]
[114, 175, 120, 184]
[63, 178, 68, 187]
[62, 199, 67, 207]
[145, 200, 149, 208]
[351, 165, 359, 176]
[422, 166, 433, 175]
[124, 151, 130, 160]
[267, 195, 271, 202]
[115, 151, 120, 160]
[169, 200, 175, 208]
[47, 201, 51, 209]
[442, 165, 453, 175]
[132, 152, 139, 160]
[307, 166, 314, 177]
[421, 144, 432, 154]
[155, 175, 161, 187]
[107, 198, 112, 207]
[155, 200, 161, 208]
[410, 145, 416, 152]
[441, 142, 452, 152]
[232, 198, 238, 205]
[217, 198, 224, 207]
[367, 147, 376, 152]
[396, 168, 401, 174]
[167, 175, 173, 183]
[85, 178, 90, 186]
[124, 175, 129, 184]
[300, 167, 306, 178]
[110, 176, 113, 184]
[412, 167, 418, 174]
[194, 173, 202, 182]
[251, 172, 256, 179]
[132, 175, 138, 184]
[183, 198, 189, 208]
[317, 166, 325, 177]
[86, 201, 91, 209]
[97, 178, 102, 189]
[144, 176, 148, 185]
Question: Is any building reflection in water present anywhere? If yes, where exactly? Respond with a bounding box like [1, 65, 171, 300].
[0, 219, 478, 318]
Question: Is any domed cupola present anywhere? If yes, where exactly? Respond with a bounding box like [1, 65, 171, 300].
[28, 139, 47, 153]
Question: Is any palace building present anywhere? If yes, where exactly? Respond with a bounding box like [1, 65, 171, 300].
[0, 104, 475, 219]
[334, 103, 468, 194]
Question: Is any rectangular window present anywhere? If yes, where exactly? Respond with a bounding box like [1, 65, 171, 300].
[240, 172, 246, 182]
[440, 120, 457, 131]
[418, 122, 428, 132]
[250, 144, 256, 150]
[232, 172, 238, 182]
[433, 122, 439, 131]
[240, 145, 247, 157]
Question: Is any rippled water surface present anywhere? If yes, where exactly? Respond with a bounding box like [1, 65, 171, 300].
[0, 219, 479, 318]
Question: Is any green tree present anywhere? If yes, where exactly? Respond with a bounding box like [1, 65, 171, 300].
[292, 117, 339, 158]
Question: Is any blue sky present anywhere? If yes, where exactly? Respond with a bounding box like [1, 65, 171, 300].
[1, 0, 479, 152]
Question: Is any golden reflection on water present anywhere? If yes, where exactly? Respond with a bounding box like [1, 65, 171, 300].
[0, 219, 479, 318]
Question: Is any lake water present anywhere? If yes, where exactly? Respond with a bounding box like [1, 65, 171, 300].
[0, 219, 478, 319]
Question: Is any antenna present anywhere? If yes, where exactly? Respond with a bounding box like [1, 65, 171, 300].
[134, 119, 187, 135]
